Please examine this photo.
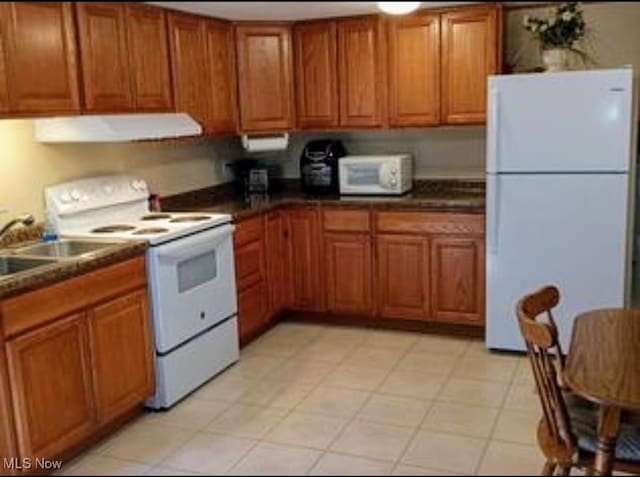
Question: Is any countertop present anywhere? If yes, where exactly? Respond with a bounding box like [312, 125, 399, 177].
[0, 235, 147, 301]
[162, 179, 486, 221]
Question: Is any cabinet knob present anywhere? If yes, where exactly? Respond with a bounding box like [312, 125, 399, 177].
[200, 311, 206, 319]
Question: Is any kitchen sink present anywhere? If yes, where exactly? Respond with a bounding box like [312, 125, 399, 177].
[11, 240, 119, 259]
[0, 256, 59, 277]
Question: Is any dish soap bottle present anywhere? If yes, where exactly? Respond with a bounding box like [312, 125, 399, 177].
[41, 211, 58, 242]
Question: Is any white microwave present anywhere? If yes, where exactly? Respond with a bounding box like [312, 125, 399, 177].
[339, 154, 413, 195]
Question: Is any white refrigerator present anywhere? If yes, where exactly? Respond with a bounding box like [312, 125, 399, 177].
[486, 68, 637, 351]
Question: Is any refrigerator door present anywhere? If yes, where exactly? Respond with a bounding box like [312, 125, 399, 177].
[487, 69, 633, 173]
[486, 173, 629, 351]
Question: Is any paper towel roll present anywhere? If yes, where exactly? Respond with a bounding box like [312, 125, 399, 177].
[241, 133, 289, 152]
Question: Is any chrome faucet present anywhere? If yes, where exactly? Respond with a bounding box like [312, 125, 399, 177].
[0, 214, 35, 239]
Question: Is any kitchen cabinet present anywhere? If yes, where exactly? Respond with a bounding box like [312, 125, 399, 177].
[205, 18, 238, 134]
[266, 211, 289, 316]
[126, 3, 173, 111]
[293, 20, 339, 129]
[337, 16, 386, 128]
[430, 236, 485, 325]
[89, 291, 154, 425]
[1, 1, 80, 114]
[76, 2, 134, 112]
[377, 234, 431, 319]
[287, 207, 324, 311]
[387, 12, 440, 127]
[236, 24, 295, 132]
[6, 313, 95, 460]
[238, 281, 270, 344]
[325, 233, 373, 315]
[0, 256, 152, 464]
[168, 12, 210, 131]
[441, 5, 500, 124]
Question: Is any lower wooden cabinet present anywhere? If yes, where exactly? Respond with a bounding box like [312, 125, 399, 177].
[287, 207, 324, 311]
[430, 236, 485, 325]
[237, 280, 270, 343]
[377, 234, 431, 319]
[0, 257, 153, 464]
[6, 313, 95, 460]
[266, 211, 289, 315]
[325, 233, 373, 315]
[89, 291, 154, 425]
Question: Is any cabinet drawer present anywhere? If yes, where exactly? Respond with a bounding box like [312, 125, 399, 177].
[323, 208, 371, 233]
[234, 215, 264, 247]
[376, 211, 484, 235]
[235, 239, 267, 291]
[2, 257, 146, 339]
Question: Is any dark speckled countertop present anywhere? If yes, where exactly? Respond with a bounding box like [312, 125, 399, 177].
[162, 179, 486, 221]
[0, 227, 147, 300]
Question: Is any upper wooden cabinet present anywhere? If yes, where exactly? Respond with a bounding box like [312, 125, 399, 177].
[387, 12, 440, 127]
[205, 19, 238, 134]
[441, 5, 500, 124]
[293, 20, 338, 129]
[76, 2, 133, 112]
[1, 2, 80, 114]
[236, 24, 294, 132]
[126, 3, 173, 111]
[337, 16, 386, 128]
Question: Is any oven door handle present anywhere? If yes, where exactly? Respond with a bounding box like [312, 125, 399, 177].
[155, 225, 233, 263]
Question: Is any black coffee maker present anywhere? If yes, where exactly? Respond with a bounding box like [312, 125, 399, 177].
[300, 139, 347, 194]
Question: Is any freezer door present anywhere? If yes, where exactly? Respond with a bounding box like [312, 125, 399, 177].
[487, 69, 633, 173]
[486, 173, 629, 351]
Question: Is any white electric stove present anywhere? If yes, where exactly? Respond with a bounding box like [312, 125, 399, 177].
[46, 175, 239, 409]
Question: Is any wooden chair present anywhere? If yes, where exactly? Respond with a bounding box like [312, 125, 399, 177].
[517, 285, 640, 476]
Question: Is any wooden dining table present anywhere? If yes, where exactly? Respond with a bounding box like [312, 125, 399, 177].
[564, 308, 640, 475]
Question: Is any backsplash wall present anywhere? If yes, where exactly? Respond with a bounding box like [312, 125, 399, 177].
[0, 120, 241, 220]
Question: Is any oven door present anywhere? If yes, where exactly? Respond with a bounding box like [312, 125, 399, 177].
[340, 161, 395, 194]
[147, 224, 237, 353]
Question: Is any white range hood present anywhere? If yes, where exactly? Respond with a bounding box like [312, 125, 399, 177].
[34, 113, 202, 143]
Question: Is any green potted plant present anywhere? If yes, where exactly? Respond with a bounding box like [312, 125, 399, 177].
[523, 2, 587, 71]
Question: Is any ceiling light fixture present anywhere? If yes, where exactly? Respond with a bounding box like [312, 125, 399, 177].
[377, 2, 421, 15]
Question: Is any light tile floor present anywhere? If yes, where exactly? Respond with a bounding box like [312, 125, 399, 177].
[58, 323, 556, 476]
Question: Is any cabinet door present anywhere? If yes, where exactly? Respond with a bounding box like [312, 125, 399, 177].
[6, 313, 94, 460]
[441, 6, 500, 124]
[387, 12, 440, 127]
[325, 233, 373, 315]
[266, 211, 289, 316]
[294, 20, 338, 129]
[89, 291, 154, 425]
[337, 16, 386, 128]
[287, 207, 324, 311]
[236, 25, 294, 132]
[126, 3, 172, 111]
[205, 18, 238, 134]
[2, 2, 80, 113]
[76, 2, 133, 112]
[430, 236, 485, 325]
[238, 281, 270, 345]
[377, 234, 430, 319]
[0, 3, 8, 114]
[0, 341, 16, 460]
[167, 12, 210, 131]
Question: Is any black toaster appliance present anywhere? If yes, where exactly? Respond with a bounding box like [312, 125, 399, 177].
[300, 139, 347, 194]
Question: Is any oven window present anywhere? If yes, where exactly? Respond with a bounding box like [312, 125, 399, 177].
[347, 166, 379, 185]
[177, 251, 217, 293]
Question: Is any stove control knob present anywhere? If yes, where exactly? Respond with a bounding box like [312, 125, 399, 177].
[70, 189, 81, 201]
[103, 185, 114, 195]
[60, 191, 72, 204]
[138, 180, 148, 191]
[389, 178, 398, 187]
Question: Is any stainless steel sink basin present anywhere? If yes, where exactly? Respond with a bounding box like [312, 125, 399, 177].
[0, 256, 59, 277]
[12, 240, 119, 259]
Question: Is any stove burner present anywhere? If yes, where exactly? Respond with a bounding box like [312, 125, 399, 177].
[91, 225, 136, 233]
[141, 213, 172, 221]
[133, 227, 169, 235]
[169, 215, 211, 223]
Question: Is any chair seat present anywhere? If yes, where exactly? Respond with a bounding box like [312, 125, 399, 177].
[567, 393, 640, 463]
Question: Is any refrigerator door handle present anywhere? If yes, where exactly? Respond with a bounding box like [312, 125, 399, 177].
[487, 174, 500, 254]
[487, 87, 500, 173]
